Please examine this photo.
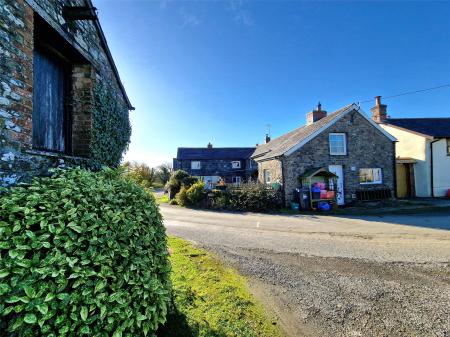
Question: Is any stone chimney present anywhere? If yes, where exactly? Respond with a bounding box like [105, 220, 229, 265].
[265, 134, 271, 143]
[207, 142, 213, 149]
[371, 96, 387, 123]
[306, 102, 327, 125]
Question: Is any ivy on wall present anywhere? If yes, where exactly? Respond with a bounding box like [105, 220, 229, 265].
[90, 81, 131, 168]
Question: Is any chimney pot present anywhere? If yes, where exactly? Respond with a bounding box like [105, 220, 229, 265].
[265, 134, 271, 143]
[207, 142, 213, 149]
[371, 96, 387, 123]
[306, 103, 327, 125]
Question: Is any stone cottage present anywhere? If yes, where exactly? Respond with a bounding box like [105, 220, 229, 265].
[0, 0, 133, 186]
[173, 143, 257, 188]
[252, 103, 397, 206]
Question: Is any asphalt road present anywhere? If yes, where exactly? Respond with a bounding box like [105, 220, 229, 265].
[161, 204, 450, 337]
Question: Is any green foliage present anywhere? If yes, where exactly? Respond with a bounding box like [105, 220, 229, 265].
[166, 171, 197, 197]
[156, 163, 172, 185]
[0, 168, 171, 337]
[185, 182, 206, 207]
[211, 183, 283, 212]
[123, 162, 156, 189]
[175, 187, 188, 207]
[158, 237, 283, 337]
[90, 81, 131, 168]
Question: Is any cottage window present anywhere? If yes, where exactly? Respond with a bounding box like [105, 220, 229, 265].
[263, 170, 271, 184]
[232, 176, 241, 185]
[447, 138, 450, 155]
[231, 161, 241, 169]
[191, 161, 201, 170]
[359, 168, 382, 184]
[32, 40, 71, 153]
[329, 133, 347, 155]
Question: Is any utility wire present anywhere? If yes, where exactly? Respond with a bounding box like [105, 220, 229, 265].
[358, 83, 450, 104]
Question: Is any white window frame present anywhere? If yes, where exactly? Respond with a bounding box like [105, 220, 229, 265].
[191, 161, 201, 170]
[231, 161, 241, 169]
[263, 169, 271, 184]
[232, 176, 241, 185]
[329, 133, 347, 155]
[359, 168, 382, 185]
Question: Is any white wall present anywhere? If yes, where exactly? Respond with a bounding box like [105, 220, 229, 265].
[380, 125, 431, 197]
[432, 138, 450, 197]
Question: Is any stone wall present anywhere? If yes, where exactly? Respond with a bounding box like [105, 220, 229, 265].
[0, 0, 129, 186]
[282, 110, 395, 205]
[257, 159, 282, 184]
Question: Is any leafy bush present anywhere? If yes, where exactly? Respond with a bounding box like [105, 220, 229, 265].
[0, 168, 171, 337]
[175, 187, 188, 207]
[211, 183, 282, 212]
[166, 171, 197, 197]
[185, 182, 206, 207]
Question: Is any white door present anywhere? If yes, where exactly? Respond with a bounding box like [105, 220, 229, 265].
[329, 165, 345, 205]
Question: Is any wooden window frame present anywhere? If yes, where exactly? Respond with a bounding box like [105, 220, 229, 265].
[329, 133, 347, 156]
[191, 161, 201, 170]
[263, 169, 271, 184]
[231, 161, 241, 169]
[359, 168, 383, 185]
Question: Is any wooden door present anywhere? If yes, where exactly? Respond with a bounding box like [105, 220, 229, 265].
[396, 164, 408, 198]
[32, 46, 71, 153]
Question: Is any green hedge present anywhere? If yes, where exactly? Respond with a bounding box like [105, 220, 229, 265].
[0, 168, 171, 337]
[211, 183, 283, 212]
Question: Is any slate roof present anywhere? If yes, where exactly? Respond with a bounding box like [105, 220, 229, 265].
[385, 118, 450, 138]
[252, 104, 355, 161]
[176, 147, 256, 160]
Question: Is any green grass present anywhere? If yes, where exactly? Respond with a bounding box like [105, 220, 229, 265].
[156, 194, 169, 204]
[158, 237, 283, 337]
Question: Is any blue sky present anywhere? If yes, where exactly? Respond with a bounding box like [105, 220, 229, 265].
[93, 0, 450, 167]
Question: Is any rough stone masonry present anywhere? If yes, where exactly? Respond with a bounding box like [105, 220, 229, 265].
[0, 0, 131, 186]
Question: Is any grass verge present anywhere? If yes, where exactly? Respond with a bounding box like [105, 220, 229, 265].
[158, 237, 283, 337]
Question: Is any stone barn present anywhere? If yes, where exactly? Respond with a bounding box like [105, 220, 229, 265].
[0, 0, 133, 186]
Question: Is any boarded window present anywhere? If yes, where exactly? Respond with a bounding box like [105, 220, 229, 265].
[32, 46, 71, 152]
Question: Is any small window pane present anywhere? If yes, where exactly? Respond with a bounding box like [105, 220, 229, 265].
[329, 133, 346, 155]
[232, 161, 241, 169]
[359, 168, 382, 184]
[191, 161, 201, 170]
[263, 170, 271, 184]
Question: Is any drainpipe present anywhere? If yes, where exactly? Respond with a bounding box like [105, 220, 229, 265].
[278, 156, 286, 206]
[392, 142, 397, 199]
[430, 139, 439, 197]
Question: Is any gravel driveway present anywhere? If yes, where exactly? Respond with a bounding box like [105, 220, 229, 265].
[161, 204, 450, 337]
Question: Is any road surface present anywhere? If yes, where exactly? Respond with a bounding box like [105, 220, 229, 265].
[161, 204, 450, 337]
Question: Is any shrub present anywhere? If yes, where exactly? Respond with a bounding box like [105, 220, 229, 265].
[211, 183, 282, 212]
[0, 168, 171, 337]
[175, 186, 188, 207]
[185, 182, 206, 207]
[165, 171, 197, 197]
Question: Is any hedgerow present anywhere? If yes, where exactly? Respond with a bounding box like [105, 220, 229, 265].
[0, 168, 171, 337]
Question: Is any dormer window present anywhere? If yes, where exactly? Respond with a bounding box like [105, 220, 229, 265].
[231, 161, 241, 169]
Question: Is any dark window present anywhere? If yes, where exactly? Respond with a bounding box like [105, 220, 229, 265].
[447, 138, 450, 155]
[32, 46, 71, 152]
